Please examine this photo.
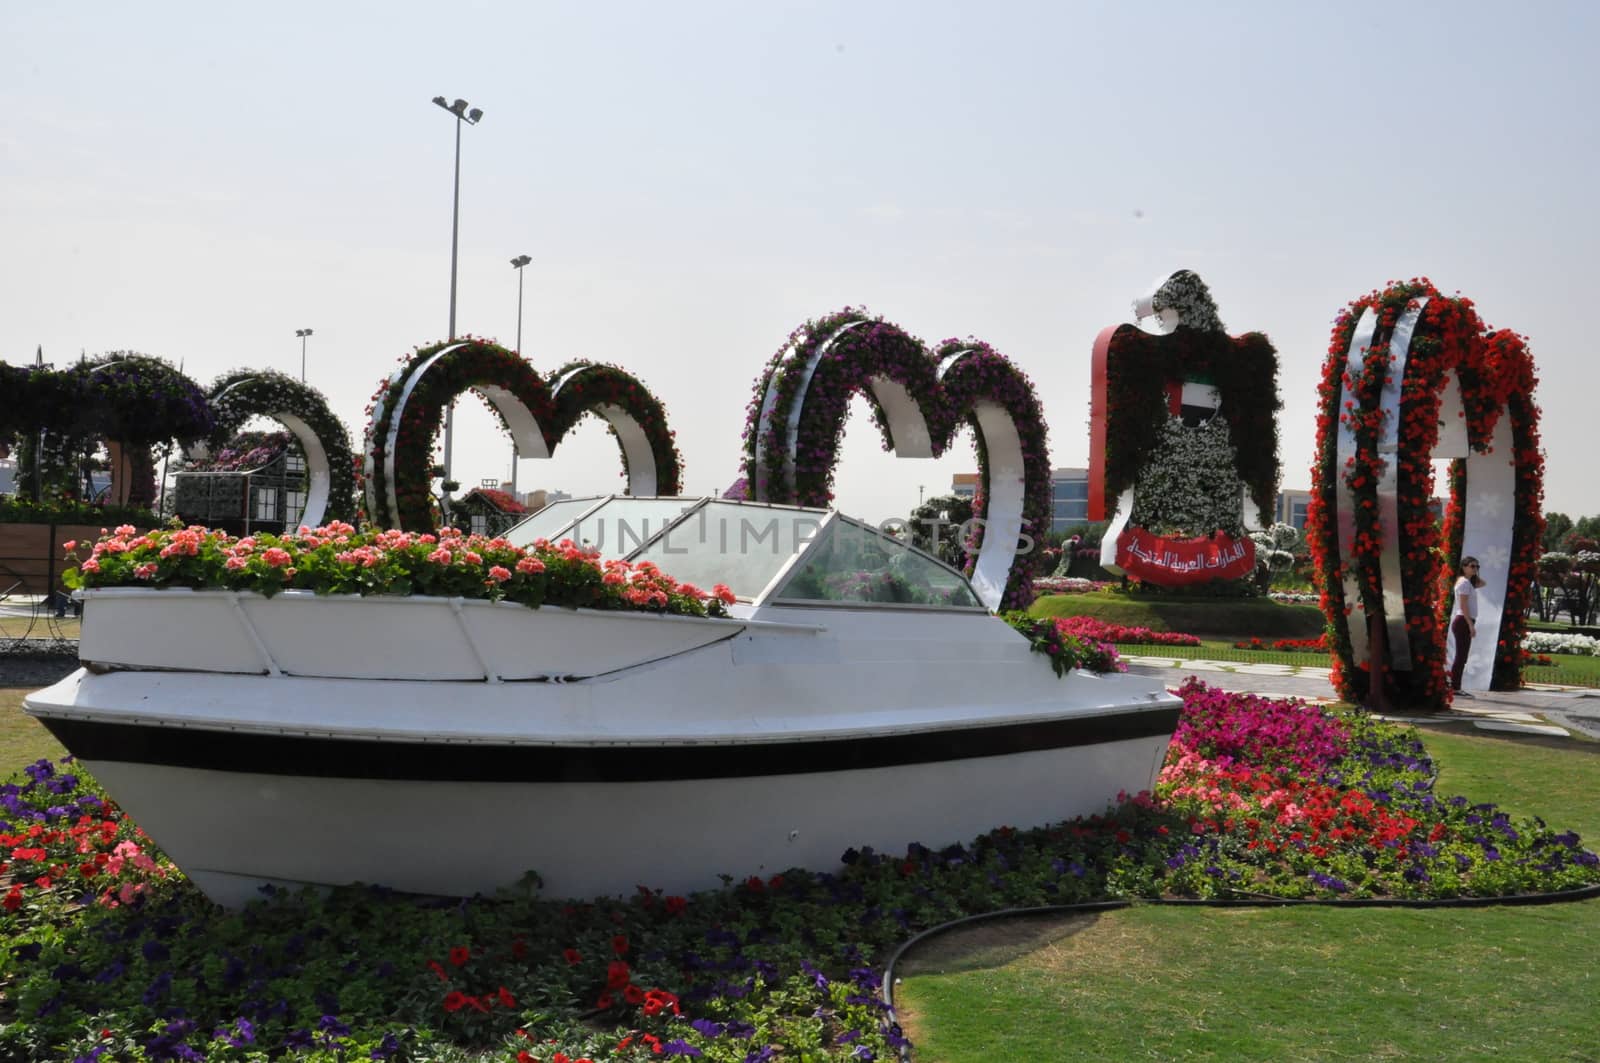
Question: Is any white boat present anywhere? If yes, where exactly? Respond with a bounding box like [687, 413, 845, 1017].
[26, 497, 1180, 907]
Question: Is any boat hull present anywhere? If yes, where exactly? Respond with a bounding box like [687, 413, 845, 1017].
[28, 588, 1182, 905]
[38, 710, 1176, 906]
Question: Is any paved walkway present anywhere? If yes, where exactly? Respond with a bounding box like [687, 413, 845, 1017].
[1123, 654, 1600, 743]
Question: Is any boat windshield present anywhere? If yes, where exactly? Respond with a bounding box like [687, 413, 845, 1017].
[502, 497, 602, 547]
[566, 497, 697, 558]
[629, 500, 825, 600]
[771, 517, 983, 609]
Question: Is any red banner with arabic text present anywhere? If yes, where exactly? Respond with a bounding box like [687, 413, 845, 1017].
[1115, 526, 1255, 585]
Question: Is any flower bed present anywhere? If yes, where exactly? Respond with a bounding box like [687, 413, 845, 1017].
[1031, 576, 1111, 595]
[4, 683, 1595, 1061]
[62, 523, 733, 619]
[1233, 634, 1329, 653]
[1003, 613, 1127, 675]
[1522, 631, 1600, 657]
[1052, 615, 1201, 648]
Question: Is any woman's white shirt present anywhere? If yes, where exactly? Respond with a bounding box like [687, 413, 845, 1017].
[1453, 575, 1478, 621]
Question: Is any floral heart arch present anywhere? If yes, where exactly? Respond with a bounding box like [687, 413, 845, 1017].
[361, 339, 681, 531]
[188, 370, 360, 528]
[1308, 279, 1544, 707]
[742, 308, 1052, 611]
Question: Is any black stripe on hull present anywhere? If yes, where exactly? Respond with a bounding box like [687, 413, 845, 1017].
[37, 706, 1179, 784]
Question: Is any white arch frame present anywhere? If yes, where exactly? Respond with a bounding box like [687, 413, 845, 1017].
[366, 343, 553, 528]
[1331, 303, 1515, 692]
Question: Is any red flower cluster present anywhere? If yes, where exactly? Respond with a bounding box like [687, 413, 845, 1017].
[1233, 634, 1328, 653]
[1056, 615, 1202, 647]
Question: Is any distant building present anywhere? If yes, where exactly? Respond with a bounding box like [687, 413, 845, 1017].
[950, 468, 1089, 533]
[455, 487, 529, 537]
[173, 433, 308, 535]
[1051, 468, 1089, 529]
[1276, 488, 1312, 531]
[1273, 487, 1442, 533]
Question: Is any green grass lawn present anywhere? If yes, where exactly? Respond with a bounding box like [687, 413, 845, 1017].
[1028, 591, 1327, 638]
[0, 614, 80, 639]
[1, 686, 67, 772]
[894, 728, 1600, 1062]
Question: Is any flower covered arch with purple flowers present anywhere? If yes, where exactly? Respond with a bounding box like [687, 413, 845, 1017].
[741, 309, 1051, 611]
[547, 361, 683, 498]
[77, 352, 214, 508]
[362, 340, 682, 531]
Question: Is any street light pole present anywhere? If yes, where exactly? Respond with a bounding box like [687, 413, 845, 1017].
[508, 254, 531, 498]
[431, 95, 484, 501]
[295, 328, 313, 383]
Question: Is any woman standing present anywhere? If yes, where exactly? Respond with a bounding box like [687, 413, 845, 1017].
[1450, 556, 1485, 696]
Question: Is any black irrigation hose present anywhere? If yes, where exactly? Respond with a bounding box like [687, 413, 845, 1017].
[878, 883, 1600, 1062]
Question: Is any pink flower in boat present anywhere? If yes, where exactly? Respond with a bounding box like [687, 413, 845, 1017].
[515, 556, 546, 575]
[262, 547, 293, 568]
[487, 565, 512, 583]
[114, 524, 136, 537]
[428, 547, 452, 565]
[603, 570, 627, 586]
[81, 559, 100, 573]
[713, 584, 737, 605]
[462, 551, 483, 566]
[225, 556, 248, 571]
[133, 563, 158, 580]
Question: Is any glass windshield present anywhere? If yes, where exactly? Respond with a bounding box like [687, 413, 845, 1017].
[568, 497, 696, 559]
[774, 519, 982, 608]
[503, 497, 600, 547]
[630, 501, 824, 599]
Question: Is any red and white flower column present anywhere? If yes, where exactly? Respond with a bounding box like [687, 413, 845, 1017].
[1308, 279, 1544, 706]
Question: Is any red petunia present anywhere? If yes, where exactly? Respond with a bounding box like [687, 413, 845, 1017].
[442, 991, 468, 1012]
[448, 946, 470, 967]
[497, 986, 517, 1008]
[562, 948, 581, 965]
[606, 960, 631, 990]
[611, 934, 628, 956]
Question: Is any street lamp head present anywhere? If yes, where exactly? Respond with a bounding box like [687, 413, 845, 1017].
[510, 255, 531, 269]
[431, 95, 447, 108]
[451, 98, 468, 114]
[466, 107, 483, 124]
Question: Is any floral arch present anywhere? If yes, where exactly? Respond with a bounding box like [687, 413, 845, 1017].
[79, 353, 214, 508]
[194, 370, 359, 527]
[361, 339, 681, 531]
[547, 362, 683, 497]
[742, 308, 1051, 611]
[1308, 279, 1544, 707]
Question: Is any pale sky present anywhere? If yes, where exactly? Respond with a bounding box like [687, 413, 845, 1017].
[4, 1, 1596, 525]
